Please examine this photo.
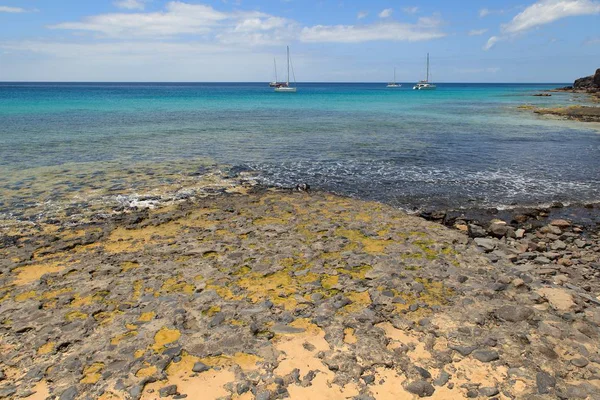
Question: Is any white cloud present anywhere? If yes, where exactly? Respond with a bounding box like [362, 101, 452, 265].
[0, 6, 27, 13]
[48, 1, 445, 46]
[484, 0, 600, 50]
[503, 0, 600, 34]
[357, 11, 368, 19]
[49, 1, 296, 45]
[479, 8, 491, 17]
[403, 7, 419, 14]
[300, 18, 446, 43]
[114, 0, 146, 10]
[483, 35, 500, 50]
[468, 28, 488, 36]
[378, 8, 393, 18]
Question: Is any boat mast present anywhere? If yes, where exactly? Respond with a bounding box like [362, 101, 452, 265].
[274, 58, 278, 83]
[286, 46, 290, 86]
[426, 53, 429, 83]
[394, 67, 396, 83]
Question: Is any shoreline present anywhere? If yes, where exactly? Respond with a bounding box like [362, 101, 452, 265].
[1, 188, 599, 399]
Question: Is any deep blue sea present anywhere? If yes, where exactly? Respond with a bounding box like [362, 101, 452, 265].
[1, 82, 599, 224]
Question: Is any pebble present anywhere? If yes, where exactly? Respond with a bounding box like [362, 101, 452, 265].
[571, 358, 589, 368]
[159, 385, 178, 398]
[405, 380, 435, 397]
[472, 350, 499, 363]
[192, 361, 210, 373]
[433, 371, 450, 387]
[480, 387, 500, 397]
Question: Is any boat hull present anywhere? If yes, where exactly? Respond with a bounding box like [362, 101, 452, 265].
[274, 87, 297, 92]
[413, 84, 437, 90]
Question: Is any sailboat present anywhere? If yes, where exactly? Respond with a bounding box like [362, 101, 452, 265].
[274, 46, 297, 93]
[386, 68, 401, 88]
[269, 58, 280, 87]
[413, 53, 437, 90]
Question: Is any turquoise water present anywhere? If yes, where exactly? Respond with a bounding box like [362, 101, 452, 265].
[1, 82, 599, 224]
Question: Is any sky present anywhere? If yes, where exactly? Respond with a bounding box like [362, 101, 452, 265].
[0, 0, 598, 82]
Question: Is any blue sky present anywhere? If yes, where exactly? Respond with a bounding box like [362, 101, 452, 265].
[0, 0, 598, 82]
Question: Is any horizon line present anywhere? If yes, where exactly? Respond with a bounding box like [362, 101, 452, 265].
[0, 81, 570, 84]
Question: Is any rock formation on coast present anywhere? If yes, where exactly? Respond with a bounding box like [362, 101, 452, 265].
[1, 190, 599, 399]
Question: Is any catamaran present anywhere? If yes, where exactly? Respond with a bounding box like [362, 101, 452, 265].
[274, 46, 297, 93]
[413, 53, 437, 90]
[386, 68, 401, 88]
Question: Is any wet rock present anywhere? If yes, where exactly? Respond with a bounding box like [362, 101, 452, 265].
[536, 371, 556, 394]
[472, 350, 499, 363]
[405, 380, 435, 397]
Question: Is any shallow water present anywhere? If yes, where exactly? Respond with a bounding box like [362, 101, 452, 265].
[1, 82, 599, 225]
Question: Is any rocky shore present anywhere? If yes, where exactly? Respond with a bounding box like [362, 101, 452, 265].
[526, 68, 600, 123]
[1, 189, 599, 400]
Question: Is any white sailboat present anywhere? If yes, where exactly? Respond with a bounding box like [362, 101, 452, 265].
[269, 58, 278, 87]
[386, 68, 401, 88]
[274, 46, 297, 93]
[413, 53, 437, 90]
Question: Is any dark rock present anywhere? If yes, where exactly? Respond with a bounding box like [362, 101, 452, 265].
[536, 371, 556, 394]
[209, 313, 225, 327]
[474, 238, 496, 252]
[405, 380, 435, 397]
[571, 358, 589, 368]
[0, 385, 17, 398]
[433, 371, 450, 387]
[488, 222, 508, 238]
[192, 361, 210, 373]
[449, 345, 477, 356]
[472, 350, 499, 362]
[414, 366, 432, 379]
[468, 224, 487, 238]
[159, 385, 178, 397]
[480, 387, 500, 397]
[255, 390, 271, 400]
[466, 389, 479, 398]
[495, 305, 534, 322]
[236, 381, 250, 395]
[59, 387, 78, 400]
[362, 374, 376, 385]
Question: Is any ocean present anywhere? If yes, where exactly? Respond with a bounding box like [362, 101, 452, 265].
[1, 82, 599, 226]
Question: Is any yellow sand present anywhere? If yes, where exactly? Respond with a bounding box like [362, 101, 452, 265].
[13, 262, 65, 286]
